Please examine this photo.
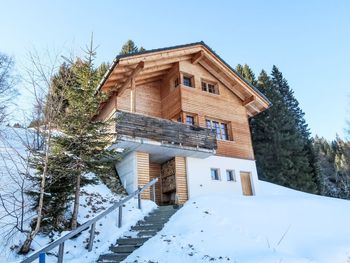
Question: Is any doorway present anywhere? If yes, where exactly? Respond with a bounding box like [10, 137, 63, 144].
[240, 171, 253, 196]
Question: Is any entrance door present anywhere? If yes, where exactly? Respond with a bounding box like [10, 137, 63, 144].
[240, 172, 253, 196]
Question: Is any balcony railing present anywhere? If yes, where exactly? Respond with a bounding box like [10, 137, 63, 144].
[116, 111, 217, 150]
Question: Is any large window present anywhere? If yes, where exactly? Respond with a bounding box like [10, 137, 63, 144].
[206, 119, 229, 140]
[202, 81, 219, 95]
[183, 75, 193, 87]
[211, 168, 220, 180]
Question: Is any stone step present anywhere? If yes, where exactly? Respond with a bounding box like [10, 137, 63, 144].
[137, 230, 158, 237]
[110, 244, 140, 253]
[147, 211, 176, 217]
[116, 237, 149, 246]
[98, 253, 128, 262]
[131, 224, 164, 231]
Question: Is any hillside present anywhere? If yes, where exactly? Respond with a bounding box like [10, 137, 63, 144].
[125, 182, 350, 263]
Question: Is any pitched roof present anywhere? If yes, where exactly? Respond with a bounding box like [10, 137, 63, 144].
[96, 41, 271, 116]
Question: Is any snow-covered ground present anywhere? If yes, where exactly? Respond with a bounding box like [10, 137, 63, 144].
[126, 182, 350, 263]
[0, 127, 156, 263]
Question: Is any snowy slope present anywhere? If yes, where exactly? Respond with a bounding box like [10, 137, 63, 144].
[126, 182, 350, 263]
[0, 127, 156, 263]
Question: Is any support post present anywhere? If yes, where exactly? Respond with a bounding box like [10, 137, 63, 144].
[87, 223, 96, 252]
[39, 253, 46, 263]
[118, 206, 122, 228]
[138, 187, 142, 210]
[57, 242, 64, 263]
[130, 77, 136, 113]
[152, 184, 156, 202]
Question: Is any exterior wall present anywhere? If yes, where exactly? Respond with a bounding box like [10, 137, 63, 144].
[117, 81, 162, 117]
[115, 152, 137, 194]
[174, 156, 188, 204]
[186, 156, 259, 198]
[178, 60, 254, 160]
[136, 152, 151, 199]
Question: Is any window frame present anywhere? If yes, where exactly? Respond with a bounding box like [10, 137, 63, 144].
[185, 115, 195, 126]
[182, 74, 194, 88]
[226, 170, 236, 182]
[210, 168, 221, 181]
[201, 79, 219, 95]
[206, 118, 230, 141]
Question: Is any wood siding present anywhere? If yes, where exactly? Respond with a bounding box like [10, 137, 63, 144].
[175, 156, 188, 204]
[149, 162, 161, 203]
[136, 152, 150, 199]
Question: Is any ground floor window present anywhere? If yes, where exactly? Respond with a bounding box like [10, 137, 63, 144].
[226, 170, 236, 181]
[211, 168, 220, 180]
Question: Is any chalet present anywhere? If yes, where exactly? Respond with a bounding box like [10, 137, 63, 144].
[96, 42, 271, 205]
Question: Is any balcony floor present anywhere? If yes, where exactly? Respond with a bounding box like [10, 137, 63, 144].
[112, 135, 215, 163]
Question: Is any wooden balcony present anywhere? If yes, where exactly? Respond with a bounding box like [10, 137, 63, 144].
[115, 111, 217, 162]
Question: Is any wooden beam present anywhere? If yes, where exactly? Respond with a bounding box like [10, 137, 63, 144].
[242, 95, 255, 106]
[135, 76, 163, 86]
[191, 50, 204, 64]
[130, 77, 136, 113]
[117, 61, 145, 96]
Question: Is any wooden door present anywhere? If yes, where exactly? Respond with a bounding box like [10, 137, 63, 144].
[240, 172, 253, 196]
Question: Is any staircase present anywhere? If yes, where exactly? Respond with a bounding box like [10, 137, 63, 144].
[98, 205, 180, 263]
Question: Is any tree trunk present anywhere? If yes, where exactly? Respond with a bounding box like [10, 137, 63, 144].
[71, 173, 81, 230]
[19, 123, 52, 254]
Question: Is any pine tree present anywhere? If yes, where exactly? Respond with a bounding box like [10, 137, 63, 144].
[236, 64, 257, 85]
[119, 40, 146, 55]
[50, 40, 119, 230]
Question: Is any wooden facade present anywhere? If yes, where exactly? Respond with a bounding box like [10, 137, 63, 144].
[96, 42, 270, 204]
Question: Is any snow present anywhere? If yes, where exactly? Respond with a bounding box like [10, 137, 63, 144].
[126, 182, 350, 263]
[0, 127, 157, 263]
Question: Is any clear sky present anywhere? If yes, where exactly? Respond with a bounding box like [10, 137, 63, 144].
[1, 0, 349, 140]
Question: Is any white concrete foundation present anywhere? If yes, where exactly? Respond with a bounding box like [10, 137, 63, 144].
[186, 156, 259, 198]
[115, 152, 137, 194]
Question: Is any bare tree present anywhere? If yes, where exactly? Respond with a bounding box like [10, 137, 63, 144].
[0, 53, 17, 124]
[0, 127, 34, 247]
[18, 49, 66, 254]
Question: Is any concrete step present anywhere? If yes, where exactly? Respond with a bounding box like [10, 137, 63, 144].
[136, 230, 158, 237]
[131, 224, 163, 231]
[116, 237, 149, 246]
[98, 253, 128, 262]
[110, 244, 140, 253]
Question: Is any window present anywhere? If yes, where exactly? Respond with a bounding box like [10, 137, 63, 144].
[206, 119, 229, 140]
[202, 81, 219, 94]
[174, 77, 179, 88]
[211, 168, 220, 180]
[183, 75, 193, 87]
[226, 170, 236, 181]
[186, 115, 195, 125]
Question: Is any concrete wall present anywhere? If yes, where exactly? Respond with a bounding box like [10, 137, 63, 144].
[186, 156, 259, 198]
[115, 152, 137, 194]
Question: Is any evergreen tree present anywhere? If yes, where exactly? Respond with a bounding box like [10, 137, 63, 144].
[53, 42, 119, 229]
[119, 40, 145, 55]
[239, 65, 319, 193]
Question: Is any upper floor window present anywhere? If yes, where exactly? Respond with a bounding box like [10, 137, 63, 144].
[186, 115, 195, 125]
[202, 81, 219, 95]
[183, 75, 193, 88]
[206, 119, 229, 140]
[211, 168, 220, 180]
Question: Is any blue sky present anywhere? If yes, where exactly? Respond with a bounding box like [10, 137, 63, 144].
[1, 0, 349, 140]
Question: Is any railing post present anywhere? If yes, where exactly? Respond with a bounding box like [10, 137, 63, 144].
[87, 222, 96, 252]
[39, 253, 45, 263]
[138, 187, 142, 210]
[57, 242, 64, 263]
[152, 184, 156, 202]
[118, 206, 122, 228]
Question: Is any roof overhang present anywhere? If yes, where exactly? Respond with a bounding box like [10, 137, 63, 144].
[96, 42, 271, 117]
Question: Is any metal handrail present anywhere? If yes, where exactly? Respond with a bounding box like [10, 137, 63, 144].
[21, 178, 159, 263]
